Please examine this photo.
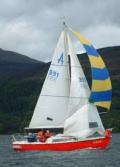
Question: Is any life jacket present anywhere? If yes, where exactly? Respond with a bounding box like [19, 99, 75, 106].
[44, 132, 51, 139]
[39, 136, 45, 142]
[104, 130, 111, 137]
[38, 131, 43, 137]
[38, 131, 44, 142]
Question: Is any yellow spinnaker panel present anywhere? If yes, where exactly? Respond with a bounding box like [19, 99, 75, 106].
[71, 30, 91, 46]
[92, 78, 112, 91]
[89, 55, 105, 68]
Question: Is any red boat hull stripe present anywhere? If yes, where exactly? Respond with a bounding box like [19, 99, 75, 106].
[12, 137, 111, 151]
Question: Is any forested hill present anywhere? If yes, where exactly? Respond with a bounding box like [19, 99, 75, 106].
[0, 46, 120, 134]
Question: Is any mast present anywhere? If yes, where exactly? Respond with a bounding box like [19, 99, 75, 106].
[63, 22, 71, 90]
[63, 22, 68, 58]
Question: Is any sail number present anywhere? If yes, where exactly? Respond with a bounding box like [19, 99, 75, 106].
[47, 69, 59, 82]
[79, 77, 88, 89]
[79, 77, 86, 82]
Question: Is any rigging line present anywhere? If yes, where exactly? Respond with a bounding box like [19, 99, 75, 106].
[70, 96, 89, 99]
[51, 64, 67, 67]
[41, 94, 89, 99]
[41, 95, 69, 98]
[19, 118, 26, 133]
[99, 112, 107, 114]
[71, 65, 82, 68]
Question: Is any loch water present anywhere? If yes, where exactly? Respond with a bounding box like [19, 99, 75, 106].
[0, 133, 120, 167]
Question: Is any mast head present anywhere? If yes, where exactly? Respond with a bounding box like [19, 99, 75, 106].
[62, 22, 67, 30]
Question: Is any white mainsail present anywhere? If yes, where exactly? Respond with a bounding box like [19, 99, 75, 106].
[29, 28, 70, 129]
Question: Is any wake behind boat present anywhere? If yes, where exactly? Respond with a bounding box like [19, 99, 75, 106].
[12, 23, 112, 151]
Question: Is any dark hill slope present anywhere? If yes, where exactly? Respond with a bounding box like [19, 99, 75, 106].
[0, 48, 40, 63]
[0, 48, 45, 83]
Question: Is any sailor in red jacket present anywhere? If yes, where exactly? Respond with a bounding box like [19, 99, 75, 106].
[37, 129, 44, 142]
[44, 130, 52, 140]
[104, 129, 112, 138]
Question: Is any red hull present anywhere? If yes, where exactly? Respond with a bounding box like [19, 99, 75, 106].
[12, 137, 111, 151]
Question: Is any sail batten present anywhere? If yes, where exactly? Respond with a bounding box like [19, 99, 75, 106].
[71, 29, 112, 110]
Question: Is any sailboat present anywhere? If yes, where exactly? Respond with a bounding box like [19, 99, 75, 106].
[12, 23, 112, 151]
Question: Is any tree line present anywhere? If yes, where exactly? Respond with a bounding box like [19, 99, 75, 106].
[0, 77, 120, 134]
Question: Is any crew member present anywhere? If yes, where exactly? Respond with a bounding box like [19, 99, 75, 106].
[104, 129, 112, 138]
[37, 129, 44, 142]
[44, 130, 52, 140]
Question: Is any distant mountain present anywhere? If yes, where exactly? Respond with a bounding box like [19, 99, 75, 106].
[0, 48, 41, 63]
[0, 48, 45, 83]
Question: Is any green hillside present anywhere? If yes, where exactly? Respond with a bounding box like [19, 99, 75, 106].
[0, 46, 120, 134]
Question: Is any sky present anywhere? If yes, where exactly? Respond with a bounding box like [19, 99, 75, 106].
[0, 0, 120, 62]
